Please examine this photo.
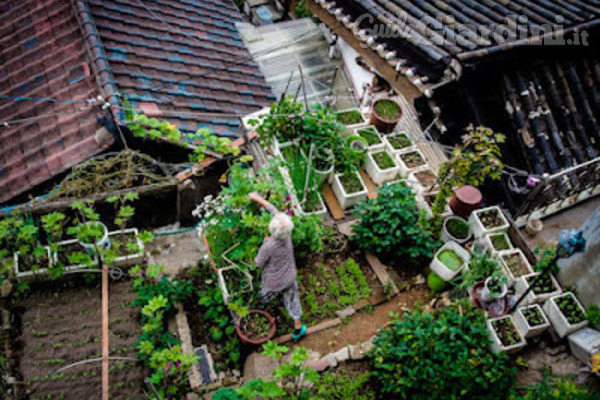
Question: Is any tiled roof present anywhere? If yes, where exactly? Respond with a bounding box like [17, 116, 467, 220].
[0, 0, 114, 204]
[314, 0, 600, 83]
[89, 0, 277, 138]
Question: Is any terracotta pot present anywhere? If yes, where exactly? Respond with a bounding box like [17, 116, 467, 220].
[370, 99, 402, 133]
[235, 309, 277, 345]
[449, 185, 482, 218]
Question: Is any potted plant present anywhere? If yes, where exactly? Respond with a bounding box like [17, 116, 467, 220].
[313, 147, 335, 185]
[14, 245, 53, 280]
[483, 232, 513, 255]
[384, 131, 415, 153]
[469, 206, 509, 238]
[397, 149, 427, 178]
[249, 95, 303, 147]
[370, 98, 402, 133]
[365, 149, 399, 184]
[332, 170, 368, 209]
[417, 190, 451, 219]
[335, 108, 366, 132]
[407, 167, 438, 194]
[487, 315, 527, 353]
[430, 241, 470, 281]
[515, 272, 562, 306]
[346, 135, 369, 156]
[498, 249, 533, 281]
[356, 126, 385, 150]
[441, 216, 471, 244]
[480, 272, 509, 302]
[543, 292, 588, 338]
[513, 304, 551, 338]
[231, 304, 276, 345]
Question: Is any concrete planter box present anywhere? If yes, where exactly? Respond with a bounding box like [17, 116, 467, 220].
[364, 149, 399, 184]
[469, 206, 509, 239]
[482, 232, 513, 256]
[430, 241, 470, 281]
[441, 216, 472, 244]
[567, 328, 600, 369]
[383, 131, 415, 154]
[488, 315, 527, 354]
[107, 228, 144, 268]
[294, 191, 327, 218]
[355, 126, 385, 151]
[499, 249, 534, 282]
[417, 190, 452, 219]
[515, 272, 562, 305]
[331, 171, 368, 209]
[543, 292, 589, 338]
[335, 108, 367, 133]
[514, 304, 551, 338]
[407, 167, 438, 195]
[396, 149, 428, 178]
[14, 246, 54, 280]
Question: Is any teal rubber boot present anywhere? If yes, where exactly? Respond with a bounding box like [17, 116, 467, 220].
[292, 324, 307, 342]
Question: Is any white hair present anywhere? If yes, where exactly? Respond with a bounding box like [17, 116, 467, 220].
[269, 213, 294, 239]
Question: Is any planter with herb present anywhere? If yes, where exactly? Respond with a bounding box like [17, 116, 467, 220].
[397, 149, 428, 178]
[14, 246, 54, 279]
[331, 171, 368, 209]
[543, 292, 588, 338]
[106, 228, 145, 267]
[469, 206, 509, 238]
[514, 304, 551, 338]
[407, 167, 438, 194]
[335, 108, 366, 132]
[480, 273, 509, 302]
[384, 131, 415, 153]
[417, 190, 451, 219]
[499, 249, 533, 281]
[488, 315, 527, 353]
[370, 98, 402, 133]
[313, 147, 335, 185]
[280, 149, 327, 218]
[356, 126, 385, 150]
[233, 308, 277, 345]
[515, 272, 562, 305]
[483, 232, 513, 255]
[365, 149, 400, 184]
[430, 241, 470, 281]
[441, 216, 472, 244]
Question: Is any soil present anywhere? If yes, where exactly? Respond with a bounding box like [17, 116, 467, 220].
[336, 110, 363, 125]
[340, 172, 363, 194]
[478, 208, 504, 229]
[522, 306, 545, 327]
[491, 317, 521, 347]
[414, 170, 437, 187]
[502, 253, 530, 278]
[373, 151, 394, 170]
[555, 294, 585, 324]
[387, 134, 412, 150]
[491, 234, 511, 251]
[357, 127, 381, 145]
[16, 280, 146, 399]
[400, 152, 425, 168]
[374, 100, 401, 121]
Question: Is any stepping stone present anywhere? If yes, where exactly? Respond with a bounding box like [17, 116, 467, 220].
[243, 352, 279, 381]
[337, 220, 356, 237]
[195, 345, 217, 384]
[336, 306, 355, 319]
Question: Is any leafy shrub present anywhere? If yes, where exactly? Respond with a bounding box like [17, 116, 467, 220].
[510, 372, 599, 400]
[452, 252, 503, 296]
[316, 371, 376, 400]
[351, 183, 440, 266]
[370, 303, 515, 399]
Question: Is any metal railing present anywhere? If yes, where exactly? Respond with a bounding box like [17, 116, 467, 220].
[514, 157, 600, 225]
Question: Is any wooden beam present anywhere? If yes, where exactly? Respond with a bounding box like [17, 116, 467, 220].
[308, 0, 421, 103]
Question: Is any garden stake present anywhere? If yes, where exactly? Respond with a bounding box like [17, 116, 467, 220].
[100, 251, 110, 400]
[509, 229, 585, 313]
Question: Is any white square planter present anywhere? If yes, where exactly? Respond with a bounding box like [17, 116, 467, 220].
[543, 292, 589, 338]
[293, 191, 327, 218]
[14, 246, 54, 279]
[515, 272, 562, 305]
[488, 315, 527, 354]
[355, 126, 385, 151]
[498, 249, 533, 281]
[396, 149, 428, 178]
[331, 171, 368, 209]
[513, 304, 551, 338]
[417, 190, 452, 219]
[364, 149, 399, 184]
[335, 108, 367, 133]
[567, 328, 600, 368]
[407, 167, 438, 195]
[469, 206, 509, 238]
[107, 228, 144, 267]
[430, 241, 471, 281]
[482, 232, 513, 256]
[383, 131, 415, 154]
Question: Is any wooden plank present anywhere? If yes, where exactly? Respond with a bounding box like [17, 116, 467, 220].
[274, 317, 342, 344]
[359, 169, 378, 199]
[365, 252, 399, 296]
[322, 185, 345, 220]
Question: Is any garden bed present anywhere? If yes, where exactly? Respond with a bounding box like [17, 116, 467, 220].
[16, 280, 145, 399]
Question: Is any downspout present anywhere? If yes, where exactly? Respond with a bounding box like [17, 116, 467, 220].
[70, 0, 122, 121]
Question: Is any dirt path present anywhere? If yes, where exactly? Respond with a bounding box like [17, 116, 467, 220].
[288, 285, 429, 355]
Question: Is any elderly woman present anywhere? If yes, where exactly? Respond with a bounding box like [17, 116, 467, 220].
[248, 192, 307, 341]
